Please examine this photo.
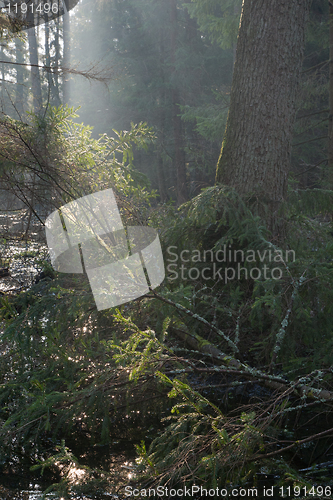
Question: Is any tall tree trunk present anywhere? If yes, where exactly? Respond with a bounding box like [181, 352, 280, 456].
[0, 44, 4, 107]
[157, 25, 168, 203]
[28, 26, 42, 114]
[216, 0, 311, 228]
[170, 0, 188, 205]
[157, 88, 168, 203]
[328, 0, 333, 188]
[15, 37, 25, 117]
[44, 16, 59, 107]
[53, 19, 61, 106]
[62, 11, 70, 105]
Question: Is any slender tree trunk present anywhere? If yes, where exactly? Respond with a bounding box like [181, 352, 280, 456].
[28, 26, 42, 114]
[157, 89, 168, 203]
[53, 19, 61, 106]
[0, 44, 5, 107]
[170, 0, 188, 205]
[172, 92, 187, 205]
[328, 1, 333, 188]
[157, 26, 168, 202]
[216, 0, 311, 229]
[157, 143, 167, 202]
[45, 19, 52, 103]
[44, 16, 59, 107]
[15, 37, 25, 117]
[63, 11, 70, 105]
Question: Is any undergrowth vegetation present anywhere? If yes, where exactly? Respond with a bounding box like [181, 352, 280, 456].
[0, 111, 333, 498]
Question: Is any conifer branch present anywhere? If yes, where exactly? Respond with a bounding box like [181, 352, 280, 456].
[146, 288, 239, 353]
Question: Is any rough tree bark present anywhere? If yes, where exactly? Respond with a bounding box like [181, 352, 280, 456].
[216, 0, 311, 230]
[329, 0, 333, 188]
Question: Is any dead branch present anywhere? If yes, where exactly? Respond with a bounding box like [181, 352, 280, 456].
[144, 292, 333, 401]
[0, 60, 116, 84]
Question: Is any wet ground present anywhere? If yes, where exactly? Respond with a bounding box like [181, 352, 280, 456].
[0, 209, 48, 293]
[0, 449, 138, 499]
[0, 241, 48, 294]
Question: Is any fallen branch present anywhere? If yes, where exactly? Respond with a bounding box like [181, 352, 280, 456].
[171, 326, 333, 401]
[145, 291, 333, 401]
[250, 426, 333, 461]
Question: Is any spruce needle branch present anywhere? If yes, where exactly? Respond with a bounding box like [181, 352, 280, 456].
[146, 288, 239, 353]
